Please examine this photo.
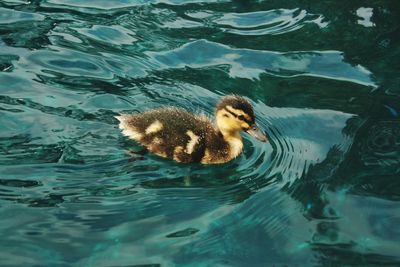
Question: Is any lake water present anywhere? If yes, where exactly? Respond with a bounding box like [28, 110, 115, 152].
[1, 1, 399, 266]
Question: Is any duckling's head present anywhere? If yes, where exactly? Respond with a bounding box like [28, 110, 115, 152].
[216, 95, 268, 142]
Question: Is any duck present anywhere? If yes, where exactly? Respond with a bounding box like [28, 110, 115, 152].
[115, 95, 268, 164]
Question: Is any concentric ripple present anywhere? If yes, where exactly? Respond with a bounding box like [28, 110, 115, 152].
[362, 120, 400, 166]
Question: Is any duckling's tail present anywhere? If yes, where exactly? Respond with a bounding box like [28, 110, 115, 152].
[115, 114, 143, 141]
[114, 115, 125, 123]
[115, 114, 129, 131]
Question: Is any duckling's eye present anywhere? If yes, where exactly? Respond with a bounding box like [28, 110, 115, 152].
[238, 115, 245, 121]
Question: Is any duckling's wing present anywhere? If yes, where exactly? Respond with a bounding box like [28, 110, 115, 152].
[117, 108, 208, 163]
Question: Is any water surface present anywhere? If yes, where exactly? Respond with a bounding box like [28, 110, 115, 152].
[1, 0, 399, 266]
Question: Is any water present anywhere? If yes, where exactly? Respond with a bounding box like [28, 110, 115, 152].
[0, 1, 399, 266]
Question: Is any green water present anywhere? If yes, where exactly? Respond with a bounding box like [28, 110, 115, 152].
[1, 0, 399, 266]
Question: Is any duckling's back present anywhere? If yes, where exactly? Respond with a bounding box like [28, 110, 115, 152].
[116, 107, 213, 163]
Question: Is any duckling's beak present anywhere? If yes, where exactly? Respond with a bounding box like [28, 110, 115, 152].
[246, 123, 268, 142]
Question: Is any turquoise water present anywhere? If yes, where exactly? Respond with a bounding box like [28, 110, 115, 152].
[1, 0, 399, 266]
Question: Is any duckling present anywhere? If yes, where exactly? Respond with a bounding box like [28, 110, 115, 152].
[116, 95, 267, 164]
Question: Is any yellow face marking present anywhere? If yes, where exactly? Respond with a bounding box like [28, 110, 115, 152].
[215, 109, 244, 160]
[185, 130, 199, 154]
[241, 122, 250, 130]
[216, 109, 242, 133]
[145, 120, 163, 134]
[225, 105, 251, 122]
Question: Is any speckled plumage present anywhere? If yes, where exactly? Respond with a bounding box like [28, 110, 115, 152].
[116, 95, 267, 164]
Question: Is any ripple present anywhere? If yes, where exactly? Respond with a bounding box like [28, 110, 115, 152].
[8, 41, 154, 81]
[43, 0, 143, 9]
[166, 227, 199, 238]
[74, 25, 137, 45]
[245, 101, 355, 186]
[361, 120, 400, 166]
[0, 7, 45, 24]
[43, 0, 228, 10]
[214, 8, 327, 35]
[162, 17, 204, 29]
[27, 49, 113, 79]
[0, 179, 42, 188]
[149, 40, 376, 86]
[0, 135, 64, 165]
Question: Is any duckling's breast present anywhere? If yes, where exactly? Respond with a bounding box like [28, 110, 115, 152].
[200, 132, 237, 164]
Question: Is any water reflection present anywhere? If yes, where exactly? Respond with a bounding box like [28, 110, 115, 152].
[150, 40, 375, 86]
[0, 7, 45, 24]
[214, 8, 327, 35]
[0, 0, 399, 266]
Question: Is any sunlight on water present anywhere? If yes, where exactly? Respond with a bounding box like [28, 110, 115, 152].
[150, 39, 375, 85]
[0, 0, 399, 266]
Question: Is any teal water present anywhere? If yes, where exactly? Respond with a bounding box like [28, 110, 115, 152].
[1, 0, 399, 266]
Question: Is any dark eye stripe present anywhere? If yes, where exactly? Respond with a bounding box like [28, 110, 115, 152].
[224, 108, 252, 123]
